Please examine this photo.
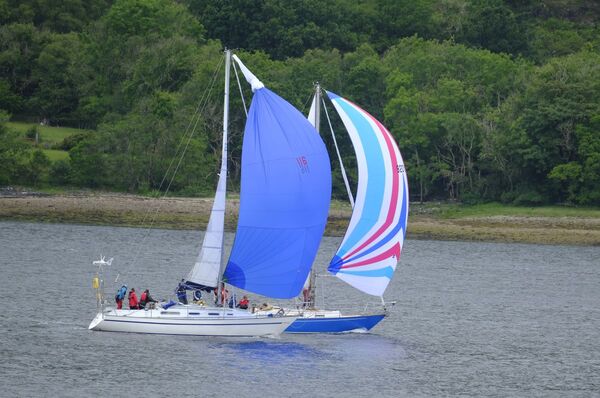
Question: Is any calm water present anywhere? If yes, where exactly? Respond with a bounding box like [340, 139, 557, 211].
[0, 221, 598, 397]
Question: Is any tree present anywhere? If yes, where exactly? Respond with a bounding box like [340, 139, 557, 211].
[0, 110, 32, 185]
[513, 50, 600, 203]
[383, 37, 524, 201]
[0, 23, 47, 116]
[30, 33, 82, 125]
[74, 0, 206, 126]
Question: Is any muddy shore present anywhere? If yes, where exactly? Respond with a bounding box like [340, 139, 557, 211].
[1, 193, 599, 246]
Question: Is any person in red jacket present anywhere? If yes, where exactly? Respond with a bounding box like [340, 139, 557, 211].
[128, 288, 140, 309]
[140, 289, 157, 309]
[237, 295, 249, 310]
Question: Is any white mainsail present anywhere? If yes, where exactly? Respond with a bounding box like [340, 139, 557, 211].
[186, 51, 231, 288]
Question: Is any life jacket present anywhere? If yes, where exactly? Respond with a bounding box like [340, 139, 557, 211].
[129, 291, 139, 308]
[140, 291, 148, 303]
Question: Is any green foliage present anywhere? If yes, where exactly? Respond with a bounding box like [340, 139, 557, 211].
[548, 115, 600, 204]
[1, 0, 112, 32]
[42, 149, 69, 161]
[429, 201, 600, 219]
[459, 0, 526, 55]
[0, 110, 32, 184]
[49, 159, 72, 185]
[56, 132, 89, 151]
[383, 37, 525, 202]
[185, 0, 368, 59]
[26, 149, 51, 185]
[0, 23, 48, 115]
[25, 125, 39, 142]
[68, 134, 107, 188]
[0, 0, 599, 206]
[8, 121, 89, 146]
[511, 50, 600, 204]
[72, 0, 205, 127]
[30, 32, 82, 124]
[527, 19, 594, 63]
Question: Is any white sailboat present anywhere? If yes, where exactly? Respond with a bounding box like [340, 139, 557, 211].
[88, 50, 332, 337]
[257, 84, 409, 333]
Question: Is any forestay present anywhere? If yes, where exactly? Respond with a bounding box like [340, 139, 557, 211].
[326, 91, 408, 297]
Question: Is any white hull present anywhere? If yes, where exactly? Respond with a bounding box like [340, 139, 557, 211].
[89, 305, 295, 337]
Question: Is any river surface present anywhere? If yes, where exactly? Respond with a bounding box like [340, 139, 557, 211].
[0, 221, 598, 397]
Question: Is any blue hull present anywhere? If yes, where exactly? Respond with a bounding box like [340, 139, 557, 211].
[284, 314, 385, 333]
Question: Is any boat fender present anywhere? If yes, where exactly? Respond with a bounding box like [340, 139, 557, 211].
[92, 277, 99, 289]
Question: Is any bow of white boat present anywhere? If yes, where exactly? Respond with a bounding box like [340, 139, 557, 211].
[88, 312, 103, 330]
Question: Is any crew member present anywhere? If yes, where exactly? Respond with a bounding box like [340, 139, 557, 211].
[115, 285, 127, 309]
[128, 287, 140, 309]
[140, 289, 157, 309]
[176, 280, 188, 304]
[237, 295, 249, 310]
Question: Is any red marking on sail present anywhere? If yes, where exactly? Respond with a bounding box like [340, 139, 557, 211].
[341, 243, 401, 269]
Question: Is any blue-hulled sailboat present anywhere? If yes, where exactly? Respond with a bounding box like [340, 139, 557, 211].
[257, 84, 409, 333]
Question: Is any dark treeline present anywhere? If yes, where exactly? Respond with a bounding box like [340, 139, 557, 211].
[1, 0, 599, 204]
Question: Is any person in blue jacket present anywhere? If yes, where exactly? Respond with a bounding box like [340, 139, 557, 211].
[176, 280, 188, 304]
[115, 285, 127, 309]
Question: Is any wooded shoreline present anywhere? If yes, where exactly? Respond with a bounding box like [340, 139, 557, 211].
[1, 192, 599, 246]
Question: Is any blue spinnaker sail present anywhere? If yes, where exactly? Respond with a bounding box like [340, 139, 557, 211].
[223, 88, 331, 299]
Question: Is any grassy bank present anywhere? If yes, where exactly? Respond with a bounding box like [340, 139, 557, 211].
[408, 202, 600, 246]
[7, 121, 90, 162]
[7, 122, 88, 143]
[1, 192, 599, 246]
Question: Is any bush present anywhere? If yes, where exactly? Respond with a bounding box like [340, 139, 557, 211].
[49, 159, 72, 185]
[25, 126, 40, 144]
[175, 184, 211, 197]
[513, 190, 544, 206]
[57, 132, 88, 151]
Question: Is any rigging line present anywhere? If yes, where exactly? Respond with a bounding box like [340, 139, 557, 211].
[301, 89, 314, 114]
[128, 57, 225, 274]
[322, 96, 355, 208]
[148, 55, 226, 210]
[232, 60, 248, 116]
[125, 64, 222, 277]
[124, 55, 224, 253]
[135, 68, 221, 264]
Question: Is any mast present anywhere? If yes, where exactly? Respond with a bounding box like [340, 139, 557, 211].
[216, 49, 231, 305]
[184, 49, 231, 301]
[306, 83, 321, 309]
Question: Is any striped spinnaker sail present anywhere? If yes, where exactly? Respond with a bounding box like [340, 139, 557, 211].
[327, 91, 408, 297]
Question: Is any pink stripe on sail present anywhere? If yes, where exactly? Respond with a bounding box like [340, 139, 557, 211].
[341, 101, 400, 262]
[341, 242, 401, 269]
